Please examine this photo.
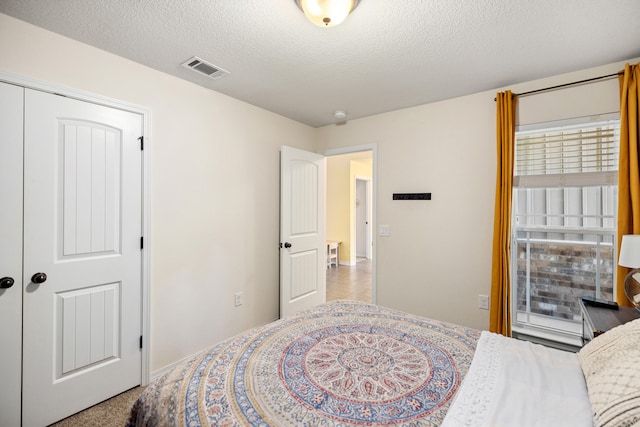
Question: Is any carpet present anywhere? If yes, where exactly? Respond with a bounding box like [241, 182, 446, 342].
[50, 386, 145, 427]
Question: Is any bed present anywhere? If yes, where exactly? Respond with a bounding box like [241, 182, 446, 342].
[127, 300, 640, 426]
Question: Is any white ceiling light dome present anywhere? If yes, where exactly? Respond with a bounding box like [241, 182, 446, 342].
[294, 0, 360, 27]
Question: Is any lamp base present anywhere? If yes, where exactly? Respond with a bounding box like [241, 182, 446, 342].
[623, 268, 640, 310]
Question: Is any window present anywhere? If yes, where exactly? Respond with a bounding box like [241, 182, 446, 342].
[511, 116, 620, 345]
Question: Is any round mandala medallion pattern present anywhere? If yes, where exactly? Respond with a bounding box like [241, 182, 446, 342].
[337, 346, 394, 376]
[301, 331, 430, 403]
[279, 324, 458, 423]
[186, 303, 479, 427]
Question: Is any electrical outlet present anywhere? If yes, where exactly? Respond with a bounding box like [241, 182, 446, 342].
[478, 294, 489, 310]
[379, 224, 390, 237]
[234, 292, 243, 307]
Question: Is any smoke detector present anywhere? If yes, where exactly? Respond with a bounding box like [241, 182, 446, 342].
[334, 111, 347, 121]
[181, 56, 229, 79]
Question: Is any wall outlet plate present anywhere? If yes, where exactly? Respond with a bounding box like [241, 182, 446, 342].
[234, 292, 243, 307]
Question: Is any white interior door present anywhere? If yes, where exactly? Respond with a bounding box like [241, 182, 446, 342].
[22, 89, 143, 426]
[280, 146, 326, 317]
[0, 82, 24, 427]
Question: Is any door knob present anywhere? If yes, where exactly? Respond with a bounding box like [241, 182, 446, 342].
[284, 242, 292, 248]
[31, 272, 47, 284]
[0, 277, 14, 289]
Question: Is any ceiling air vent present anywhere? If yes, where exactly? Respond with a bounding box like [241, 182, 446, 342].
[181, 56, 229, 79]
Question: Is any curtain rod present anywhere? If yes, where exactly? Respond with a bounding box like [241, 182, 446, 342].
[494, 71, 622, 101]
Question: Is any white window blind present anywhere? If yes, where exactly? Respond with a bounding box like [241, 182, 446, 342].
[514, 120, 619, 188]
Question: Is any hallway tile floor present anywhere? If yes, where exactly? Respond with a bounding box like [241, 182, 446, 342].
[326, 258, 372, 303]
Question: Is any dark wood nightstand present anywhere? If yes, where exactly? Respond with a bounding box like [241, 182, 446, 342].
[580, 297, 640, 344]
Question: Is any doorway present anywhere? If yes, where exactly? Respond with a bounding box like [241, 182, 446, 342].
[324, 149, 374, 303]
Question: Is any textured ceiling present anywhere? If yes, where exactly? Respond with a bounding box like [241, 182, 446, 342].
[1, 1, 639, 127]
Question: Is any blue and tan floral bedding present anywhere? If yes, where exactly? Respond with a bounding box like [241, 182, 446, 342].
[127, 300, 479, 426]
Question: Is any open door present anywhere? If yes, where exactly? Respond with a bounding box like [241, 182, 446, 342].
[280, 146, 326, 318]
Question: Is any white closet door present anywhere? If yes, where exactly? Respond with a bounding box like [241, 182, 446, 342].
[22, 89, 143, 426]
[0, 82, 24, 427]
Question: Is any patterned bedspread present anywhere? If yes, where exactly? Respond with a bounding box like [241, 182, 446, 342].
[127, 301, 479, 427]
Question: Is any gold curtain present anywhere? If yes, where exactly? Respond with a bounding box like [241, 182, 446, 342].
[616, 63, 640, 306]
[490, 91, 517, 336]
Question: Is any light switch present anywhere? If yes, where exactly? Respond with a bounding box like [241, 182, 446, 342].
[379, 224, 390, 237]
[478, 295, 489, 310]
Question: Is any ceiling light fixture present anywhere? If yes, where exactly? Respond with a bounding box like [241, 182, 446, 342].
[294, 0, 360, 27]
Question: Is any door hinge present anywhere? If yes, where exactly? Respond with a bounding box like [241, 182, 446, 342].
[140, 335, 143, 349]
[140, 236, 144, 250]
[138, 136, 144, 150]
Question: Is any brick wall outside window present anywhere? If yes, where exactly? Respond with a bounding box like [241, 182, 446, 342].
[515, 241, 614, 322]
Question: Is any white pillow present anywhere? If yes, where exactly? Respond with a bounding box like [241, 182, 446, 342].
[578, 318, 640, 426]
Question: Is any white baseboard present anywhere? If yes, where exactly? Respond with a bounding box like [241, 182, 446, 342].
[150, 352, 200, 382]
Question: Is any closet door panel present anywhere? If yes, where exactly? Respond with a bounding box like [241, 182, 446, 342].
[0, 82, 24, 427]
[22, 89, 143, 427]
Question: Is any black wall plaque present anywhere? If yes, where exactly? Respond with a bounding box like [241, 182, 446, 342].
[393, 193, 431, 200]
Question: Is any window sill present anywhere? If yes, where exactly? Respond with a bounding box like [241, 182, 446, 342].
[512, 324, 583, 351]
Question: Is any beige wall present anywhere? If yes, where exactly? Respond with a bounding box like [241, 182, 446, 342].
[0, 13, 316, 372]
[316, 57, 639, 331]
[326, 156, 351, 260]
